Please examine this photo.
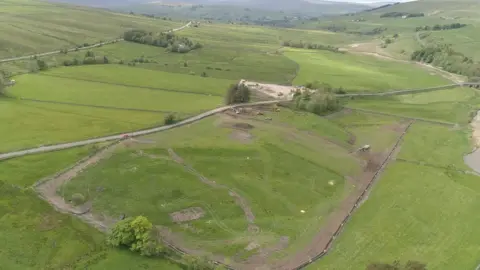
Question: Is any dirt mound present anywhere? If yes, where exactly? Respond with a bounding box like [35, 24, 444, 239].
[233, 122, 255, 130]
[170, 207, 205, 223]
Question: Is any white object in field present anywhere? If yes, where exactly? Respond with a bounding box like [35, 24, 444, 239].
[328, 180, 335, 186]
[300, 210, 306, 214]
[359, 144, 371, 152]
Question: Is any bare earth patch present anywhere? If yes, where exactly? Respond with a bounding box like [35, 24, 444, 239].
[241, 80, 295, 100]
[170, 207, 205, 223]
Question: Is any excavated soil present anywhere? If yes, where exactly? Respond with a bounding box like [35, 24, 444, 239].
[170, 207, 206, 223]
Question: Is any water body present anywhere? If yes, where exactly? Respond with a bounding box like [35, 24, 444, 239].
[464, 111, 480, 173]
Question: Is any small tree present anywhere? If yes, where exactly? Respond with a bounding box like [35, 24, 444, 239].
[107, 216, 165, 257]
[37, 59, 48, 71]
[103, 56, 109, 64]
[225, 83, 250, 105]
[164, 114, 176, 125]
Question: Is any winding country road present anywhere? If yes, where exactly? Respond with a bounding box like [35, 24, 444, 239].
[0, 21, 192, 63]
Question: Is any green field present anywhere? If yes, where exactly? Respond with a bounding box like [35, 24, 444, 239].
[58, 107, 368, 258]
[0, 0, 183, 58]
[285, 49, 449, 91]
[2, 0, 480, 268]
[0, 149, 180, 270]
[309, 122, 480, 270]
[0, 99, 166, 152]
[346, 87, 479, 124]
[9, 68, 224, 112]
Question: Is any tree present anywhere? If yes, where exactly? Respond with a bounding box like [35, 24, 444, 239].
[164, 114, 176, 125]
[107, 216, 165, 257]
[225, 83, 250, 105]
[37, 59, 48, 71]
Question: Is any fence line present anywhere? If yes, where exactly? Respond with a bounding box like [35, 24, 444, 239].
[18, 98, 173, 113]
[290, 121, 414, 270]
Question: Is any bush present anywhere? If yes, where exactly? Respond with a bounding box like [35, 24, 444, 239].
[164, 114, 176, 125]
[107, 216, 165, 257]
[201, 72, 208, 77]
[37, 59, 48, 71]
[293, 89, 341, 116]
[225, 83, 250, 105]
[71, 193, 85, 205]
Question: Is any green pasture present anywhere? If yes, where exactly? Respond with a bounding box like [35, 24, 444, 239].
[310, 160, 480, 270]
[0, 183, 179, 270]
[346, 87, 479, 124]
[60, 109, 361, 257]
[0, 143, 178, 269]
[0, 145, 97, 187]
[0, 99, 166, 152]
[0, 0, 182, 58]
[328, 110, 405, 152]
[397, 123, 471, 170]
[2, 39, 298, 84]
[9, 72, 223, 112]
[45, 65, 234, 96]
[426, 26, 480, 61]
[285, 49, 449, 91]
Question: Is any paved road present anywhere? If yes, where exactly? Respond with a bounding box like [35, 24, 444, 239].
[0, 21, 192, 64]
[0, 100, 279, 161]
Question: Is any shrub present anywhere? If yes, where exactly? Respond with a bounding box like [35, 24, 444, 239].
[71, 193, 85, 205]
[201, 72, 208, 77]
[164, 114, 176, 125]
[293, 89, 341, 116]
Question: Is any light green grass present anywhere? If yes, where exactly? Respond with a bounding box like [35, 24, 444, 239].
[346, 87, 479, 124]
[329, 110, 404, 152]
[0, 99, 166, 152]
[0, 0, 182, 58]
[45, 65, 234, 96]
[9, 72, 223, 113]
[60, 110, 361, 257]
[397, 123, 471, 170]
[309, 161, 480, 270]
[285, 49, 450, 91]
[0, 182, 179, 270]
[0, 145, 97, 187]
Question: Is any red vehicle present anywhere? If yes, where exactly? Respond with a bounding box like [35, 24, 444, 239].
[122, 134, 130, 139]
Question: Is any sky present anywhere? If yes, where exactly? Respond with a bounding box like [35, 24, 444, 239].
[329, 0, 414, 3]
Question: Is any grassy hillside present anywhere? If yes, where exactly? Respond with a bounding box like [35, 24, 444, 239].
[0, 148, 180, 270]
[285, 48, 449, 91]
[309, 122, 479, 270]
[0, 0, 182, 58]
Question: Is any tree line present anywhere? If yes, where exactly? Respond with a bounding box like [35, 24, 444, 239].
[282, 41, 341, 53]
[380, 12, 424, 18]
[124, 29, 202, 53]
[411, 44, 480, 78]
[415, 23, 467, 32]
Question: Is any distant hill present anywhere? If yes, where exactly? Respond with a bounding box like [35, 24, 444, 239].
[47, 0, 370, 15]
